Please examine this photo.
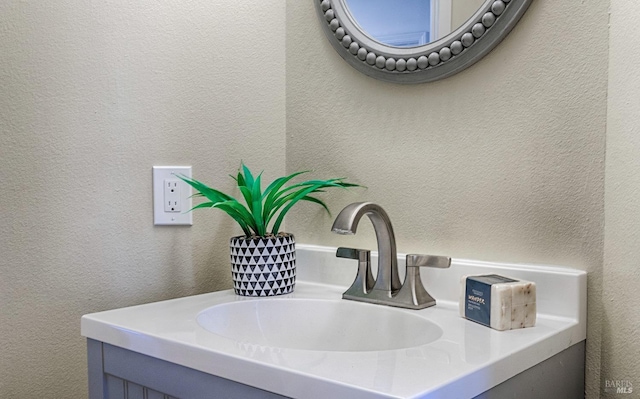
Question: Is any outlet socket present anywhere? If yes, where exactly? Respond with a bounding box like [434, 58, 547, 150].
[153, 166, 192, 225]
[164, 179, 181, 212]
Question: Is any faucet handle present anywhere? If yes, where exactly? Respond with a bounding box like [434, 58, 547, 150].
[336, 247, 375, 296]
[394, 254, 451, 309]
[336, 247, 370, 261]
[406, 254, 451, 269]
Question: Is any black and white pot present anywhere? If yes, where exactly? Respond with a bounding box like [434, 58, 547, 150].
[229, 234, 296, 297]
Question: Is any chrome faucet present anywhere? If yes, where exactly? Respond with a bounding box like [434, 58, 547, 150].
[332, 202, 451, 309]
[332, 202, 402, 297]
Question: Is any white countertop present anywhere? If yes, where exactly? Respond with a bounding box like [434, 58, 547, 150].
[81, 244, 586, 399]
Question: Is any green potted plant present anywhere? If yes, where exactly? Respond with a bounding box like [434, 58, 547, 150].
[177, 164, 360, 297]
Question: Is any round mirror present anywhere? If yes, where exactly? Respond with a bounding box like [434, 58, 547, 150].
[344, 0, 484, 48]
[315, 0, 533, 84]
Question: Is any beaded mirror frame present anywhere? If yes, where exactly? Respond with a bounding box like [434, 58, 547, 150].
[315, 0, 533, 84]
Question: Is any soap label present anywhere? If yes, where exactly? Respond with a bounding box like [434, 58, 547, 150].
[465, 275, 518, 326]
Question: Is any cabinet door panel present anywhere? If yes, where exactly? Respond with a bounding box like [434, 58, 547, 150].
[126, 382, 145, 399]
[105, 375, 125, 399]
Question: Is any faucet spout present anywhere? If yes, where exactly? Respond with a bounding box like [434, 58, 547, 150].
[332, 202, 402, 295]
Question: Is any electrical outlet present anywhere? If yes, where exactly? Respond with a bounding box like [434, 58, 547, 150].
[153, 166, 192, 225]
[164, 179, 181, 212]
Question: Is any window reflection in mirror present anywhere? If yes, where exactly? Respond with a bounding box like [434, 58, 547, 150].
[344, 0, 486, 48]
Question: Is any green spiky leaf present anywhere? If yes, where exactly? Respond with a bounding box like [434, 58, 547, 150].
[177, 163, 362, 237]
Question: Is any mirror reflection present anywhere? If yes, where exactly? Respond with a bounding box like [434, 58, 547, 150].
[344, 0, 486, 47]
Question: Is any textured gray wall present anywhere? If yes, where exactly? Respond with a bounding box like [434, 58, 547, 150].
[286, 1, 607, 397]
[0, 1, 285, 397]
[603, 0, 640, 396]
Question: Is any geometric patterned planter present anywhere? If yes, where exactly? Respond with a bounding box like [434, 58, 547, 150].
[229, 234, 296, 297]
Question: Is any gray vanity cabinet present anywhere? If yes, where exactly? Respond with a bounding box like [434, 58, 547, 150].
[87, 339, 288, 399]
[88, 339, 585, 399]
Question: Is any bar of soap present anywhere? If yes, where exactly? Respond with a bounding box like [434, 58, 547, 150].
[459, 274, 536, 331]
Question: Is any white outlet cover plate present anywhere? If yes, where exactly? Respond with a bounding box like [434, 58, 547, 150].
[153, 166, 193, 225]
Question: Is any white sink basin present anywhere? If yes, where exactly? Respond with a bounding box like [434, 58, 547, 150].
[81, 244, 587, 398]
[196, 298, 443, 352]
